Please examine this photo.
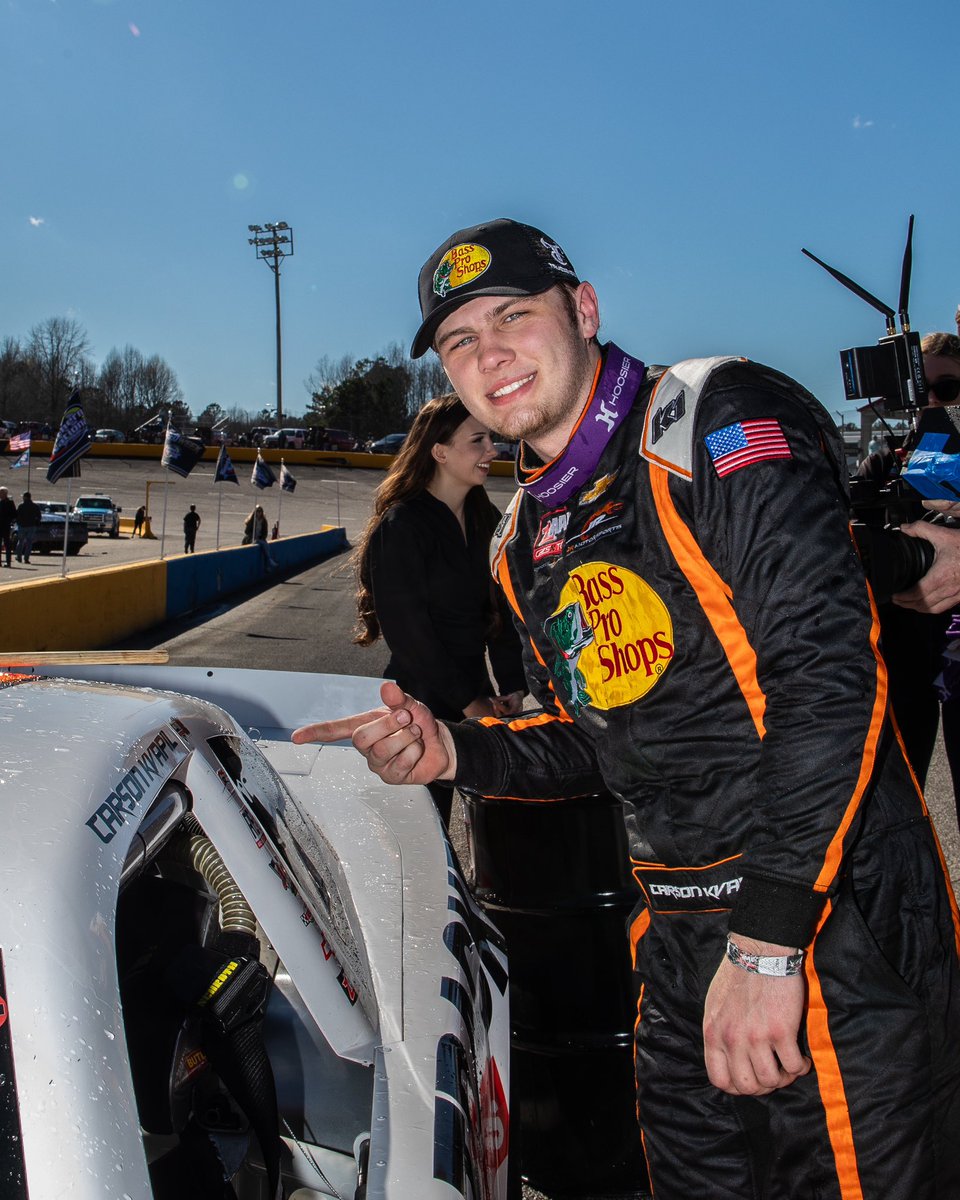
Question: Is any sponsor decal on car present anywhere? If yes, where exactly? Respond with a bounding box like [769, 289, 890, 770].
[434, 866, 509, 1197]
[0, 674, 36, 689]
[0, 951, 27, 1200]
[85, 725, 189, 844]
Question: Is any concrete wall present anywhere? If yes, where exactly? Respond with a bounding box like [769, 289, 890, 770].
[0, 561, 168, 652]
[164, 529, 346, 620]
[0, 527, 347, 651]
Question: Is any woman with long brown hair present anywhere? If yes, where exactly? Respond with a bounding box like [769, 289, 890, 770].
[354, 394, 525, 823]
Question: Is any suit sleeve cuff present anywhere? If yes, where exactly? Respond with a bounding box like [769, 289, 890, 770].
[729, 875, 829, 948]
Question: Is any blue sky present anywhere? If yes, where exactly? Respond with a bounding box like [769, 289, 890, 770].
[3, 0, 957, 427]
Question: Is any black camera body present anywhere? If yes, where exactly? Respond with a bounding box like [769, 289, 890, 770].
[840, 330, 928, 413]
[804, 218, 939, 601]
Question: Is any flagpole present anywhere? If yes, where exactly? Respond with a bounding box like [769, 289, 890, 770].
[60, 476, 72, 578]
[160, 476, 170, 558]
[216, 486, 223, 550]
[160, 411, 171, 558]
[277, 457, 284, 536]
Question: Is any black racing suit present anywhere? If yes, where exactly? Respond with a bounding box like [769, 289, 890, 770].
[448, 345, 960, 1199]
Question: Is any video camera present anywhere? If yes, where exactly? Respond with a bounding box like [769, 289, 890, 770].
[802, 216, 936, 602]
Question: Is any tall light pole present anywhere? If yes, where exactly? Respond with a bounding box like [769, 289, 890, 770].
[247, 222, 294, 427]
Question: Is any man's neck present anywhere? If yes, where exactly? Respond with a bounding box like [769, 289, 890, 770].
[526, 343, 603, 463]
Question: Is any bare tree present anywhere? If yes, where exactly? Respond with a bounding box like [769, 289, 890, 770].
[27, 317, 91, 421]
[407, 353, 449, 413]
[96, 346, 186, 429]
[138, 355, 187, 425]
[305, 353, 356, 397]
[0, 337, 36, 423]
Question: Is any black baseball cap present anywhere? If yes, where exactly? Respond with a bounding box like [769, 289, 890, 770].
[410, 217, 580, 358]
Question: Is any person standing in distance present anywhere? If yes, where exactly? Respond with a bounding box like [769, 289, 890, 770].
[14, 491, 41, 563]
[183, 504, 200, 553]
[353, 393, 525, 825]
[0, 487, 17, 567]
[293, 218, 960, 1197]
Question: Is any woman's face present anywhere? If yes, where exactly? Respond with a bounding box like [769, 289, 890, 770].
[924, 354, 960, 407]
[433, 414, 497, 490]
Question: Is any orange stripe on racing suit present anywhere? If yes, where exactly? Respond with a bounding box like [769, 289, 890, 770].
[811, 586, 885, 894]
[649, 462, 766, 739]
[805, 899, 865, 1200]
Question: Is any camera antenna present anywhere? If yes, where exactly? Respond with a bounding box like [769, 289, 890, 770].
[897, 214, 915, 333]
[800, 246, 897, 335]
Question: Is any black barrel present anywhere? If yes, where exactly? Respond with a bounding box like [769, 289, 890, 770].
[461, 791, 649, 1199]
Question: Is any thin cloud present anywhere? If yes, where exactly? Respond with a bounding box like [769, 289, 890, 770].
[852, 115, 874, 129]
[28, 216, 45, 227]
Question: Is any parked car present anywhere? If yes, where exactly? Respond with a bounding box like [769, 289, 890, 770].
[494, 441, 518, 461]
[320, 428, 359, 451]
[249, 426, 277, 446]
[72, 493, 122, 537]
[0, 665, 511, 1200]
[26, 501, 89, 556]
[263, 426, 308, 450]
[92, 428, 126, 443]
[369, 432, 407, 455]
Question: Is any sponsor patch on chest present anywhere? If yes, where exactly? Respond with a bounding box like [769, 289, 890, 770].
[542, 561, 674, 713]
[533, 507, 570, 562]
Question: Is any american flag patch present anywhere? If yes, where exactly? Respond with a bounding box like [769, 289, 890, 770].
[704, 419, 792, 478]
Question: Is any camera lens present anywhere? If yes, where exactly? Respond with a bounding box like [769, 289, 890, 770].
[850, 524, 935, 604]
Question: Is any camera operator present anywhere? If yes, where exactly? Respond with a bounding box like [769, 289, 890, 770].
[896, 332, 960, 614]
[855, 427, 949, 788]
[891, 332, 960, 823]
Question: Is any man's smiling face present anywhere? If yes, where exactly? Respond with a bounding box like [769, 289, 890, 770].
[434, 283, 602, 460]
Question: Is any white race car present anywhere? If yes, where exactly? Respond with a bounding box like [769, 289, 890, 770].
[0, 664, 510, 1200]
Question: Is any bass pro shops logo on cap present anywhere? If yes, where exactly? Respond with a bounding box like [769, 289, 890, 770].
[433, 243, 492, 298]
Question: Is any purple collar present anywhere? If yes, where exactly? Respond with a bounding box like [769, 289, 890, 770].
[517, 344, 645, 507]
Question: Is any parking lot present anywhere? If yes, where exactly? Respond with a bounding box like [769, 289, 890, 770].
[0, 455, 519, 582]
[0, 456, 493, 581]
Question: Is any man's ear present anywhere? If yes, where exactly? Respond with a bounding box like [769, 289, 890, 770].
[575, 281, 601, 340]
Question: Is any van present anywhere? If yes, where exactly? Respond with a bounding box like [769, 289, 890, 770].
[263, 427, 307, 450]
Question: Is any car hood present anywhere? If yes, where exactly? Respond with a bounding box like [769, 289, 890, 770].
[0, 666, 510, 1199]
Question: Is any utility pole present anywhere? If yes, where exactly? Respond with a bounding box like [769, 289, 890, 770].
[247, 222, 294, 427]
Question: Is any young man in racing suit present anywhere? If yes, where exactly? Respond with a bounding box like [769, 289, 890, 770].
[295, 219, 960, 1198]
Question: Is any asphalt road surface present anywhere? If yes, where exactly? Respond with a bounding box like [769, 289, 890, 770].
[52, 459, 960, 1199]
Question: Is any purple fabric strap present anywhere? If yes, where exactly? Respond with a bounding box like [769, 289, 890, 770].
[517, 344, 645, 507]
